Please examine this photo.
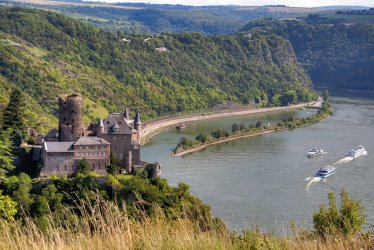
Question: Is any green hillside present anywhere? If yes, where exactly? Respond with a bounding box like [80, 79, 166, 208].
[241, 18, 374, 90]
[0, 7, 316, 133]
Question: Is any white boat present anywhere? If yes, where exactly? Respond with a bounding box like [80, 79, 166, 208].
[315, 165, 335, 178]
[348, 146, 367, 158]
[307, 148, 324, 157]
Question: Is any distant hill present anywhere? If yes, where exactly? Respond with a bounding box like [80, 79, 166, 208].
[241, 18, 374, 90]
[0, 7, 315, 132]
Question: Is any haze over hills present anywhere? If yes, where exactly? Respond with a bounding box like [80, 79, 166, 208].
[0, 7, 316, 132]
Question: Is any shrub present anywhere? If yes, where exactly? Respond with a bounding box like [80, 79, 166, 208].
[313, 190, 366, 237]
[76, 158, 91, 175]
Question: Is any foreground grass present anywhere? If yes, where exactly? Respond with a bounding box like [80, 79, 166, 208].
[0, 197, 372, 250]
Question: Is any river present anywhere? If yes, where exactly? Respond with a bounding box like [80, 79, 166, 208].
[141, 90, 374, 232]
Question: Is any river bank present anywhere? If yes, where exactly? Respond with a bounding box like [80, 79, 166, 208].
[172, 100, 331, 157]
[141, 100, 322, 144]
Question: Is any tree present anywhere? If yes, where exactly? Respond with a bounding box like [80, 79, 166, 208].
[107, 152, 122, 175]
[0, 129, 15, 177]
[2, 88, 27, 140]
[255, 121, 263, 128]
[13, 173, 33, 213]
[76, 158, 91, 175]
[0, 191, 17, 221]
[323, 89, 329, 102]
[231, 123, 240, 133]
[313, 190, 366, 237]
[196, 133, 208, 143]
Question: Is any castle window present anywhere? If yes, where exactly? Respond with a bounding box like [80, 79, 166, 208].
[113, 137, 117, 141]
[86, 152, 89, 157]
[101, 146, 105, 149]
[124, 146, 127, 149]
[113, 145, 117, 149]
[103, 152, 106, 156]
[77, 153, 80, 157]
[95, 146, 98, 149]
[86, 146, 89, 149]
[80, 146, 83, 149]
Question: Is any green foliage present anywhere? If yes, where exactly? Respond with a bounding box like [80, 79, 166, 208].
[313, 190, 366, 237]
[2, 88, 27, 138]
[76, 158, 91, 175]
[0, 7, 315, 131]
[107, 152, 121, 175]
[231, 123, 240, 133]
[242, 18, 374, 90]
[0, 190, 17, 221]
[0, 129, 15, 177]
[196, 133, 208, 143]
[255, 121, 263, 128]
[12, 173, 33, 213]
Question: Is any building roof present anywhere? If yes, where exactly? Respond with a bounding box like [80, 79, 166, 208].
[101, 113, 134, 134]
[44, 141, 74, 152]
[134, 110, 141, 125]
[46, 129, 58, 138]
[74, 136, 110, 146]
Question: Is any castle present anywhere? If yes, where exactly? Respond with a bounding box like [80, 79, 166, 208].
[40, 93, 160, 177]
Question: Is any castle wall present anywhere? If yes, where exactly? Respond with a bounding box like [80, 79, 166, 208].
[41, 152, 75, 177]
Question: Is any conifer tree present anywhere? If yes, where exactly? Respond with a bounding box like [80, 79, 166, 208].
[0, 129, 15, 177]
[2, 88, 27, 139]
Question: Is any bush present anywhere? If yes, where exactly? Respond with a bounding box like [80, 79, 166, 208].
[196, 133, 208, 143]
[76, 158, 91, 175]
[313, 190, 366, 237]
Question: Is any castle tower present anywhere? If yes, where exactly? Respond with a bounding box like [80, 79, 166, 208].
[134, 110, 141, 144]
[96, 118, 104, 137]
[58, 93, 84, 141]
[124, 108, 130, 120]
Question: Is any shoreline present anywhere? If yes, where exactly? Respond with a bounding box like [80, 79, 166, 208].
[141, 100, 322, 144]
[173, 129, 280, 157]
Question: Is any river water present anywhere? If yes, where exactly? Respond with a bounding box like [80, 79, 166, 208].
[142, 90, 374, 232]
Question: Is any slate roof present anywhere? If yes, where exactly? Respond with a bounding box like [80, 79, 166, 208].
[101, 113, 134, 134]
[44, 141, 74, 152]
[74, 136, 110, 146]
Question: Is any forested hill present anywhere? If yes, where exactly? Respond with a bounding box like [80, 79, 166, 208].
[241, 18, 374, 90]
[0, 7, 315, 133]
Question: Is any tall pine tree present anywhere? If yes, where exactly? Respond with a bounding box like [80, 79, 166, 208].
[2, 88, 27, 141]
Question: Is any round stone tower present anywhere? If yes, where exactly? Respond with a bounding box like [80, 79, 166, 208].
[58, 93, 84, 141]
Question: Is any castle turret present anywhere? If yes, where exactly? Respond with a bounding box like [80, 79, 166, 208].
[58, 93, 84, 141]
[134, 110, 141, 131]
[96, 118, 104, 136]
[124, 108, 130, 120]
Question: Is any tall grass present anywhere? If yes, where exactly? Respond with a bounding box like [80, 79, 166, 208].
[0, 197, 372, 249]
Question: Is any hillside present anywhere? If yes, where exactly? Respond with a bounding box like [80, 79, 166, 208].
[0, 7, 316, 133]
[2, 0, 324, 34]
[241, 18, 374, 90]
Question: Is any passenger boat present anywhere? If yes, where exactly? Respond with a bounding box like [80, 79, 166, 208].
[347, 146, 367, 158]
[176, 124, 186, 130]
[315, 165, 335, 178]
[307, 148, 324, 157]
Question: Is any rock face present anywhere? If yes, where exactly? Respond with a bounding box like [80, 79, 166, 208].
[58, 93, 84, 142]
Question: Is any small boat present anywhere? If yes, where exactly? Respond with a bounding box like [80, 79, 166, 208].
[307, 148, 324, 157]
[347, 146, 367, 158]
[176, 124, 186, 130]
[315, 165, 335, 178]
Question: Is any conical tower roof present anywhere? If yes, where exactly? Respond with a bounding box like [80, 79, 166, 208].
[97, 118, 104, 127]
[124, 108, 130, 120]
[134, 110, 141, 125]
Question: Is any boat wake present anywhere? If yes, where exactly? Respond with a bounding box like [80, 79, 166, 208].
[334, 156, 354, 164]
[305, 177, 323, 190]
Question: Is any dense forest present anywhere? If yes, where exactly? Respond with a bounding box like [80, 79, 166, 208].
[0, 7, 316, 133]
[0, 0, 320, 34]
[241, 18, 374, 90]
